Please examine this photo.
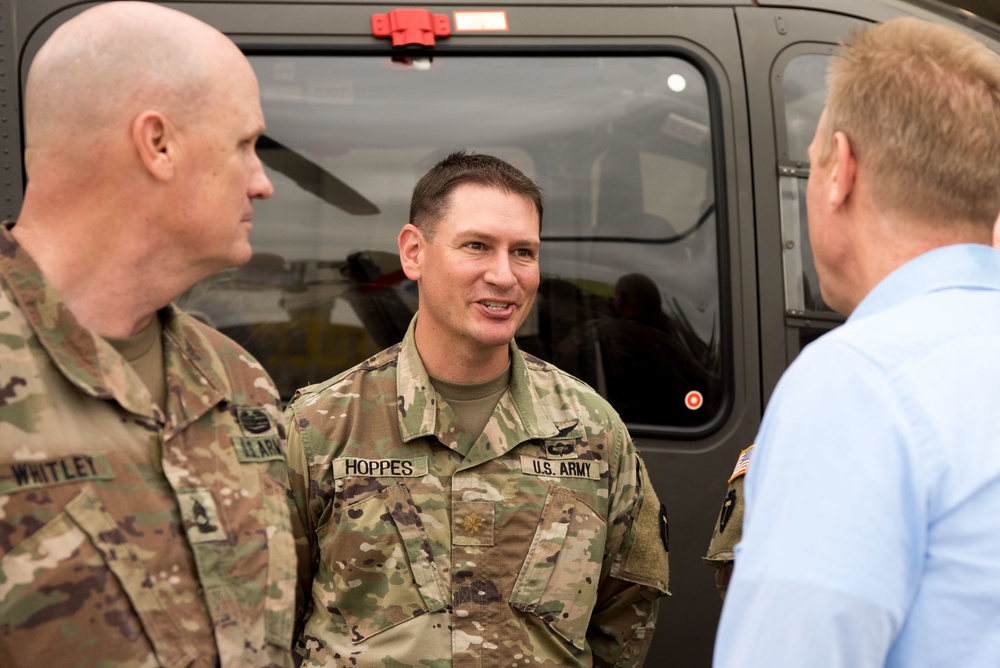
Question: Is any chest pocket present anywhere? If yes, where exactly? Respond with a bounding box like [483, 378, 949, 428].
[509, 484, 607, 650]
[176, 470, 296, 652]
[0, 485, 197, 668]
[167, 406, 296, 655]
[319, 482, 447, 642]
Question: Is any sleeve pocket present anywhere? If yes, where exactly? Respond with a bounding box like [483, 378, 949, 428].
[509, 485, 607, 650]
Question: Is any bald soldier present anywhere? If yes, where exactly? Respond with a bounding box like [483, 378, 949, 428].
[0, 3, 296, 667]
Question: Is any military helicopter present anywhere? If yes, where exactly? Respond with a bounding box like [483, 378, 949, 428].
[1, 1, 997, 665]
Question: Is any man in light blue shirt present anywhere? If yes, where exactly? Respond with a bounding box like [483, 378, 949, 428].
[714, 17, 1000, 668]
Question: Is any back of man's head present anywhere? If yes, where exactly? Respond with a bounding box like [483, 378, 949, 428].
[409, 151, 544, 238]
[614, 273, 663, 321]
[819, 17, 1000, 230]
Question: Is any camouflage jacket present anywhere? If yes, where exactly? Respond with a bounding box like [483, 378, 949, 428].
[0, 222, 296, 667]
[286, 317, 670, 668]
[703, 445, 753, 599]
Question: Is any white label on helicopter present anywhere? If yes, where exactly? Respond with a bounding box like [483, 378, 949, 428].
[453, 11, 509, 32]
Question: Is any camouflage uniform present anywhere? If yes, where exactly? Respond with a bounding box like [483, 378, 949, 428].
[0, 222, 297, 667]
[286, 317, 670, 667]
[703, 445, 753, 599]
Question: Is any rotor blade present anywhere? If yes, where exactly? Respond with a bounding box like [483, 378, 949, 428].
[256, 135, 380, 215]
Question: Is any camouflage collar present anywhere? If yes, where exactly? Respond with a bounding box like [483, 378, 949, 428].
[396, 315, 562, 451]
[0, 221, 227, 425]
[158, 307, 229, 436]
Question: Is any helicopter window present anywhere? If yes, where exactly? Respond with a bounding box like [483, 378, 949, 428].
[178, 54, 725, 434]
[779, 176, 827, 312]
[778, 52, 841, 320]
[783, 54, 829, 165]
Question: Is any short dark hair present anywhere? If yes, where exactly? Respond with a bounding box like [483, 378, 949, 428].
[409, 151, 543, 237]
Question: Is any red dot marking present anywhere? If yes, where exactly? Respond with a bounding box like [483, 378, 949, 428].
[685, 391, 703, 410]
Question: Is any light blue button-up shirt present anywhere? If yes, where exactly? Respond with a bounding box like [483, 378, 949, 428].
[714, 244, 1000, 668]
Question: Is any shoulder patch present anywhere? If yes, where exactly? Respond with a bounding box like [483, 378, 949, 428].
[614, 460, 670, 594]
[728, 445, 754, 483]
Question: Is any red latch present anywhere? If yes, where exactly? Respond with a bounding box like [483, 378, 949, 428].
[372, 9, 451, 47]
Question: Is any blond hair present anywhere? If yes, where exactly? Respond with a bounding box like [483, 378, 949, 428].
[819, 17, 1000, 228]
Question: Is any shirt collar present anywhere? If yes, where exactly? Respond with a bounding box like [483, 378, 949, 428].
[0, 221, 229, 424]
[395, 314, 561, 445]
[850, 244, 1000, 323]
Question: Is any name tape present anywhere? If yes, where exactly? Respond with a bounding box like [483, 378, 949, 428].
[0, 454, 114, 493]
[333, 456, 429, 478]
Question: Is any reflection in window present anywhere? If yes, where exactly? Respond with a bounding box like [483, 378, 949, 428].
[779, 53, 836, 315]
[178, 54, 725, 431]
[782, 54, 829, 164]
[779, 176, 828, 312]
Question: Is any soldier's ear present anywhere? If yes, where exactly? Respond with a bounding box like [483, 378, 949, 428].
[398, 224, 425, 281]
[132, 110, 176, 181]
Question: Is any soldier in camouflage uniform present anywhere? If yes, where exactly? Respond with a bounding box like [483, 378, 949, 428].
[703, 445, 753, 600]
[286, 152, 670, 667]
[0, 4, 296, 666]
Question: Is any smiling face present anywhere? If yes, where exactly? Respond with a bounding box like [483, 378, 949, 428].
[399, 183, 541, 381]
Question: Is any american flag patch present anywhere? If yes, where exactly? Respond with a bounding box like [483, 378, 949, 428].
[728, 445, 755, 483]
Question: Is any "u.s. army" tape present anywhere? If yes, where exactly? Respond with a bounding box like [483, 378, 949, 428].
[520, 455, 601, 480]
